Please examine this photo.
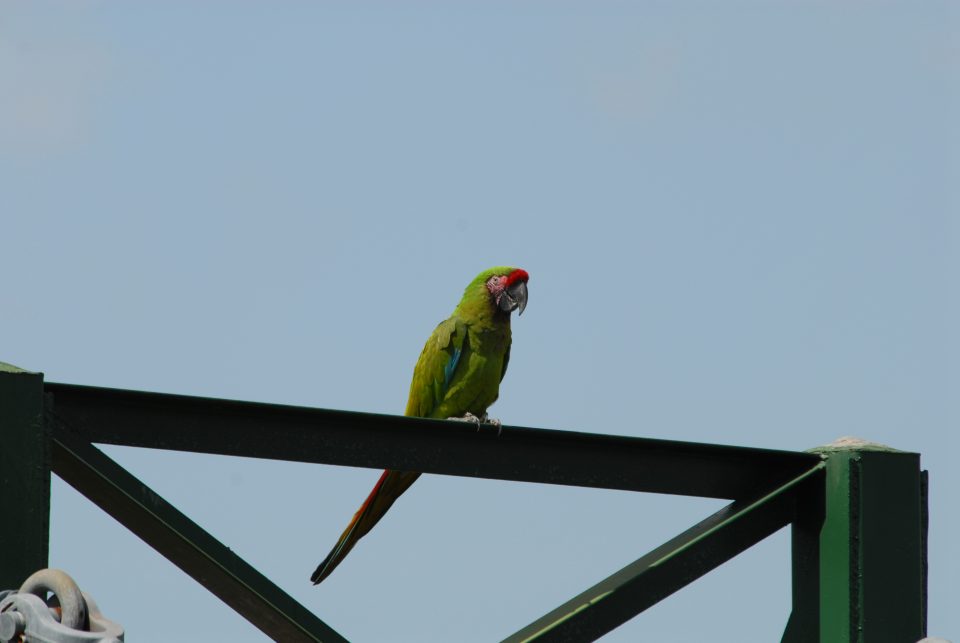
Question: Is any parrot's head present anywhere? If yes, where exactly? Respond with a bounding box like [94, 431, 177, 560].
[484, 267, 529, 316]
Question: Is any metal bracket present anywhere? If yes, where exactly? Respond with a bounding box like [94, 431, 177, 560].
[0, 570, 124, 643]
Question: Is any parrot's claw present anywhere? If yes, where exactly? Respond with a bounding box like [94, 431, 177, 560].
[481, 414, 503, 437]
[448, 412, 482, 430]
[446, 413, 502, 436]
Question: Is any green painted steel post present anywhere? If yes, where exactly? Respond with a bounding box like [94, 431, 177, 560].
[813, 438, 926, 643]
[0, 362, 49, 589]
[781, 466, 825, 643]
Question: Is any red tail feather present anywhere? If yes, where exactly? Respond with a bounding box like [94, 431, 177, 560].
[311, 470, 420, 584]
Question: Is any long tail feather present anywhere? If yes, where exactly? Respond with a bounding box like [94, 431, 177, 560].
[310, 470, 420, 584]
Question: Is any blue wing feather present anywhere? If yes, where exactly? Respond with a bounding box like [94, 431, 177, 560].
[444, 345, 462, 390]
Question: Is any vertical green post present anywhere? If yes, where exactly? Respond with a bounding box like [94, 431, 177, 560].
[782, 466, 825, 643]
[813, 438, 926, 643]
[0, 362, 48, 589]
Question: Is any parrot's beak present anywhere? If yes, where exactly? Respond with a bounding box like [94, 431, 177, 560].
[499, 280, 528, 316]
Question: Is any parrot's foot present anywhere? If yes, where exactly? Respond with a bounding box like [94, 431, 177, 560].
[447, 412, 482, 430]
[480, 414, 503, 437]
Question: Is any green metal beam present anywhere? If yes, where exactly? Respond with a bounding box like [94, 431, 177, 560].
[46, 383, 821, 500]
[1, 371, 932, 643]
[0, 363, 48, 590]
[503, 462, 825, 643]
[49, 419, 349, 643]
[33, 380, 932, 642]
[801, 439, 926, 643]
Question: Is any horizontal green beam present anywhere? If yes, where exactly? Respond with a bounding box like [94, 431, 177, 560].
[46, 383, 820, 500]
[49, 419, 348, 643]
[503, 462, 826, 642]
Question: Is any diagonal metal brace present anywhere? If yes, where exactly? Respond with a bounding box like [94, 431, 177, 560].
[48, 416, 349, 643]
[503, 462, 825, 643]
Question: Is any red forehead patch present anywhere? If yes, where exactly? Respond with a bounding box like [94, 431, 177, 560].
[505, 268, 529, 287]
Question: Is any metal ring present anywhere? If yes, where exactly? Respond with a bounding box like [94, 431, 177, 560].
[18, 569, 88, 631]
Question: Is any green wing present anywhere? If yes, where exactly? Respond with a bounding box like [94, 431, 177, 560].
[404, 316, 468, 418]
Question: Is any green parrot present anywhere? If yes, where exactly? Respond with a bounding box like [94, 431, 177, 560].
[310, 266, 530, 584]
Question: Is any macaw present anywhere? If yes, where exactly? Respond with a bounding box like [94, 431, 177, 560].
[310, 266, 530, 584]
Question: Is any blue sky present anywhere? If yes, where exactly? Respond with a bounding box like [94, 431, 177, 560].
[2, 2, 957, 641]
